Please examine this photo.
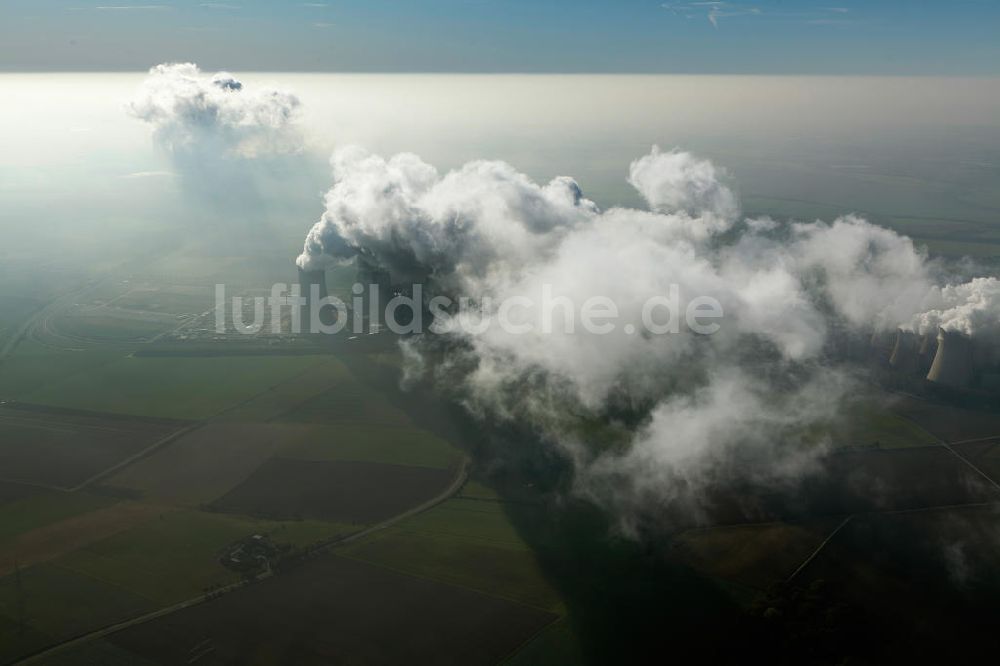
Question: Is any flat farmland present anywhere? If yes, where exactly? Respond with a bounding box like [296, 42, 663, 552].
[51, 509, 353, 606]
[278, 423, 461, 470]
[0, 501, 163, 578]
[791, 505, 1000, 661]
[110, 285, 216, 316]
[802, 447, 1000, 515]
[106, 423, 303, 507]
[107, 553, 557, 666]
[839, 404, 938, 449]
[0, 480, 40, 507]
[210, 458, 455, 524]
[0, 491, 115, 547]
[24, 355, 326, 420]
[0, 562, 155, 665]
[339, 498, 565, 612]
[670, 520, 839, 590]
[0, 405, 185, 489]
[212, 356, 354, 422]
[951, 438, 1000, 483]
[891, 397, 1000, 442]
[278, 380, 412, 427]
[51, 311, 178, 343]
[0, 339, 122, 401]
[690, 446, 1000, 526]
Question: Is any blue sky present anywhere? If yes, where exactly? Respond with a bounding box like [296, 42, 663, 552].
[2, 0, 999, 73]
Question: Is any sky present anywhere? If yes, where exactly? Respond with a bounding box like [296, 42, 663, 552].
[2, 0, 999, 74]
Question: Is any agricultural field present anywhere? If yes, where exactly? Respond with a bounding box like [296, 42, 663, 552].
[0, 481, 39, 508]
[0, 491, 116, 551]
[0, 502, 164, 578]
[51, 312, 179, 344]
[22, 354, 328, 420]
[0, 339, 122, 401]
[338, 497, 565, 613]
[210, 458, 456, 524]
[669, 520, 839, 591]
[51, 510, 352, 606]
[105, 554, 557, 666]
[276, 374, 414, 427]
[890, 396, 1000, 442]
[108, 284, 217, 316]
[781, 505, 1000, 663]
[0, 404, 184, 489]
[0, 292, 42, 350]
[801, 447, 999, 515]
[951, 438, 1000, 483]
[0, 563, 156, 664]
[836, 404, 938, 449]
[105, 422, 299, 507]
[277, 423, 461, 469]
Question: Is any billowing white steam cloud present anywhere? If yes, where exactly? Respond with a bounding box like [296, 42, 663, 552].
[128, 63, 320, 225]
[908, 277, 1000, 337]
[128, 63, 301, 158]
[298, 144, 999, 525]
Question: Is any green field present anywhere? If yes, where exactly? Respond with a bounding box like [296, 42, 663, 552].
[0, 339, 122, 400]
[53, 313, 177, 343]
[278, 423, 461, 469]
[671, 520, 836, 591]
[24, 355, 327, 420]
[0, 563, 155, 664]
[339, 498, 565, 613]
[0, 265, 564, 663]
[111, 286, 215, 315]
[805, 403, 939, 450]
[842, 405, 939, 449]
[0, 492, 116, 547]
[52, 510, 352, 605]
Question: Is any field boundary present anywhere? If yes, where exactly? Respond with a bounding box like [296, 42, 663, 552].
[15, 456, 470, 665]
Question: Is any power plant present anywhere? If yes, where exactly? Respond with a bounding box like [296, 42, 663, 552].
[356, 255, 393, 333]
[297, 267, 334, 330]
[866, 326, 998, 396]
[917, 332, 939, 374]
[926, 327, 975, 390]
[888, 329, 920, 375]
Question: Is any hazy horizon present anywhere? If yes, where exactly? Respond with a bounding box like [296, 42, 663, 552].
[4, 72, 1000, 269]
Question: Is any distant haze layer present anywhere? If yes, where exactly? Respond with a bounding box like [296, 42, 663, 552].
[2, 73, 1000, 261]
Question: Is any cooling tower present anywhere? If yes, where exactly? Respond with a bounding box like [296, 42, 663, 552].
[917, 332, 938, 374]
[356, 256, 392, 332]
[298, 267, 332, 330]
[869, 329, 894, 362]
[926, 327, 974, 389]
[888, 329, 920, 374]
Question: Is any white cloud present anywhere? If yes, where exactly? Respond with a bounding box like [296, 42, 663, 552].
[297, 143, 1000, 528]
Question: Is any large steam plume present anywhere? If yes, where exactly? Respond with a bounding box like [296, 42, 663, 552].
[297, 144, 999, 528]
[127, 63, 314, 218]
[128, 63, 301, 159]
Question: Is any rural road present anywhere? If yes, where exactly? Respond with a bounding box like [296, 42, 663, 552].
[16, 456, 470, 665]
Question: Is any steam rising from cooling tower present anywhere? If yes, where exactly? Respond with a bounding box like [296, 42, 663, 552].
[128, 63, 301, 159]
[889, 330, 920, 374]
[298, 267, 334, 329]
[123, 63, 992, 530]
[926, 328, 975, 389]
[296, 142, 1000, 529]
[127, 63, 310, 215]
